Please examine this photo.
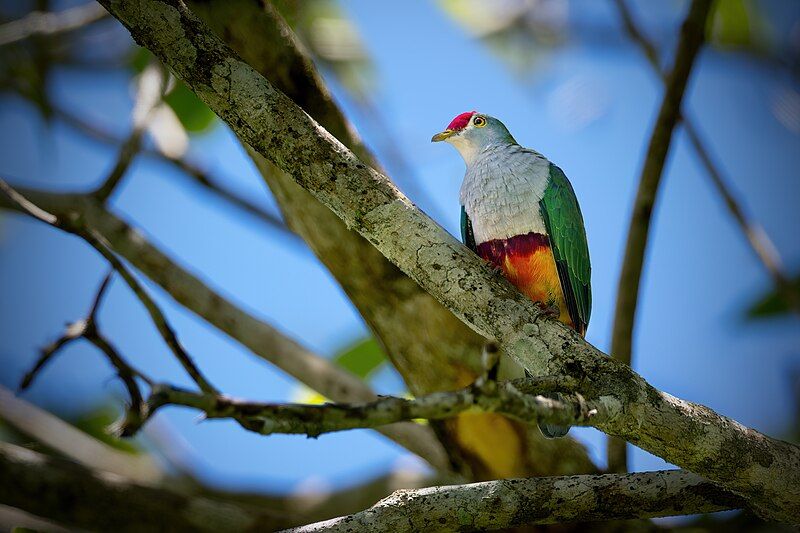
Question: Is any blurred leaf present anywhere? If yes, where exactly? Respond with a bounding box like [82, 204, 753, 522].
[747, 275, 800, 318]
[164, 81, 217, 133]
[333, 337, 387, 380]
[707, 0, 770, 50]
[129, 46, 151, 73]
[291, 386, 328, 405]
[71, 406, 141, 454]
[271, 0, 374, 99]
[129, 47, 216, 134]
[436, 0, 566, 76]
[147, 103, 189, 157]
[290, 338, 387, 404]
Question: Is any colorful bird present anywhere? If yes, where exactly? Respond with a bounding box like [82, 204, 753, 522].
[433, 111, 591, 438]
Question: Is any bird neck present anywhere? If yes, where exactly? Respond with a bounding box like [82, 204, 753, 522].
[455, 139, 517, 167]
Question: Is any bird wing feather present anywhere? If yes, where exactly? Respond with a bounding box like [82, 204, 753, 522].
[461, 205, 477, 252]
[539, 163, 592, 334]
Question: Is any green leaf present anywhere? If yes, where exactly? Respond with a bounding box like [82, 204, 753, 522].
[164, 81, 217, 133]
[129, 47, 216, 133]
[747, 275, 800, 318]
[72, 406, 141, 454]
[333, 337, 387, 380]
[128, 46, 152, 74]
[707, 0, 769, 50]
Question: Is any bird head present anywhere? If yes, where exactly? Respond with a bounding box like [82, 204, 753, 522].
[431, 111, 515, 164]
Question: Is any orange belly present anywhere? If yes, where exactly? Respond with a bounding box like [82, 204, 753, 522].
[476, 232, 574, 328]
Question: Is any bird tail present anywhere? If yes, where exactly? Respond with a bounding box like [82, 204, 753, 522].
[503, 362, 571, 439]
[538, 421, 569, 438]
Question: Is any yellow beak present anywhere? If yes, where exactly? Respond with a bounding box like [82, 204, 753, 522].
[431, 129, 455, 142]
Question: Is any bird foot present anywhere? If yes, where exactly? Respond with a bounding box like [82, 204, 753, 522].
[486, 261, 505, 277]
[536, 302, 560, 319]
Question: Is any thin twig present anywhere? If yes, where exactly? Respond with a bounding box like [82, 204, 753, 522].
[0, 183, 449, 470]
[0, 178, 217, 395]
[55, 106, 295, 237]
[93, 62, 167, 202]
[613, 0, 800, 317]
[0, 3, 108, 47]
[18, 271, 153, 434]
[171, 157, 297, 238]
[145, 376, 599, 438]
[608, 0, 713, 473]
[91, 127, 145, 202]
[18, 326, 81, 391]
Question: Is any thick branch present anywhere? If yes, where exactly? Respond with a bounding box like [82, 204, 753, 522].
[0, 442, 294, 532]
[289, 470, 742, 532]
[190, 0, 597, 479]
[0, 187, 447, 469]
[96, 0, 800, 520]
[0, 439, 457, 531]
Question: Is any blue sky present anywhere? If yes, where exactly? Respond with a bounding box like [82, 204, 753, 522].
[1, 0, 798, 494]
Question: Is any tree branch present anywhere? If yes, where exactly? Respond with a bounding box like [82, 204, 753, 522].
[607, 0, 712, 473]
[613, 0, 800, 318]
[0, 386, 162, 484]
[92, 62, 167, 202]
[143, 376, 596, 438]
[0, 177, 217, 394]
[288, 470, 742, 532]
[21, 272, 148, 390]
[191, 0, 598, 479]
[610, 0, 711, 377]
[0, 2, 108, 47]
[0, 185, 448, 469]
[94, 0, 800, 520]
[55, 105, 297, 238]
[0, 441, 295, 532]
[18, 270, 155, 435]
[0, 439, 459, 532]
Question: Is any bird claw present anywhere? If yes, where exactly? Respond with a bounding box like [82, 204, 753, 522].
[536, 302, 560, 319]
[487, 262, 505, 277]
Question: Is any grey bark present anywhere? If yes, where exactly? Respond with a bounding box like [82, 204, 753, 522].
[93, 0, 800, 521]
[144, 377, 600, 437]
[288, 470, 742, 532]
[188, 0, 596, 479]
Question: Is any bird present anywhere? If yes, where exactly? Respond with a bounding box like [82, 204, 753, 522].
[432, 111, 591, 438]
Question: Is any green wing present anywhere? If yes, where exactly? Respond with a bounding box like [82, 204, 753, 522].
[539, 164, 591, 334]
[461, 205, 477, 253]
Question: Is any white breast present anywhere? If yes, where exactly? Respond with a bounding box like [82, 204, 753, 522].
[459, 144, 551, 243]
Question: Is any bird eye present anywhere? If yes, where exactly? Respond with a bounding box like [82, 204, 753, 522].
[473, 116, 486, 127]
